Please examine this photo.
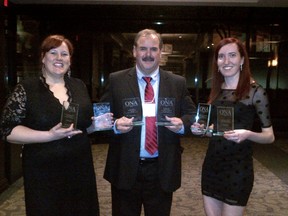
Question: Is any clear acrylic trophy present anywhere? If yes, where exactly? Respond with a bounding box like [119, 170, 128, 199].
[122, 97, 144, 126]
[213, 106, 234, 136]
[155, 97, 175, 126]
[191, 103, 211, 133]
[61, 101, 79, 129]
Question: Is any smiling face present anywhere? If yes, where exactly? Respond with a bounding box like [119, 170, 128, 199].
[133, 34, 162, 75]
[217, 43, 244, 79]
[42, 42, 71, 78]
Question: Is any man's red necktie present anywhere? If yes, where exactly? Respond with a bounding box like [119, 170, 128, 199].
[143, 77, 157, 155]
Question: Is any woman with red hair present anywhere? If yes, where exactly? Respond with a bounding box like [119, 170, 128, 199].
[192, 37, 274, 216]
[0, 35, 104, 216]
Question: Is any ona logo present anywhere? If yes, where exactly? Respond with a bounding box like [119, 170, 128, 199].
[219, 109, 232, 117]
[67, 106, 77, 112]
[125, 100, 139, 107]
[160, 98, 174, 106]
[199, 106, 209, 113]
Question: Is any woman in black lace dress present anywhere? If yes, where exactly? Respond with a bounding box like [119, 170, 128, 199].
[191, 38, 275, 216]
[0, 35, 107, 216]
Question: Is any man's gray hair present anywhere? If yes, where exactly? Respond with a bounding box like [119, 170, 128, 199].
[134, 29, 163, 49]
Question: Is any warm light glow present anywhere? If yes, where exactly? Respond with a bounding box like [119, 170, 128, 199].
[272, 59, 278, 67]
[268, 59, 278, 67]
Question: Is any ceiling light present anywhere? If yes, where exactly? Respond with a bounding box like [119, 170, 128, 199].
[154, 21, 164, 25]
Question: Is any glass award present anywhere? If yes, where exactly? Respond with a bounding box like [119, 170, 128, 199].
[192, 103, 211, 133]
[93, 102, 113, 131]
[61, 101, 79, 129]
[122, 97, 144, 126]
[156, 97, 175, 126]
[213, 106, 234, 136]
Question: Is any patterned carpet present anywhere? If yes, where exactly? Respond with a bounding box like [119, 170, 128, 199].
[0, 136, 288, 216]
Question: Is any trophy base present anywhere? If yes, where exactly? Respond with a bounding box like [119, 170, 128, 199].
[191, 128, 213, 134]
[122, 121, 144, 127]
[94, 127, 113, 131]
[212, 132, 224, 136]
[191, 128, 204, 133]
[132, 121, 145, 126]
[155, 122, 174, 126]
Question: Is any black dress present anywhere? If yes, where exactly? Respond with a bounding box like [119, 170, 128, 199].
[0, 76, 99, 216]
[201, 82, 272, 206]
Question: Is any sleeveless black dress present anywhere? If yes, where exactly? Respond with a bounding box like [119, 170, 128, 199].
[201, 82, 272, 206]
[0, 76, 99, 216]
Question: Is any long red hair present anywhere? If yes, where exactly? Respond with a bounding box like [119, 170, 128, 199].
[208, 37, 252, 103]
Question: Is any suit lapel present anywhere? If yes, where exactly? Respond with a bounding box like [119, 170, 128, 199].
[127, 67, 141, 97]
[158, 69, 169, 98]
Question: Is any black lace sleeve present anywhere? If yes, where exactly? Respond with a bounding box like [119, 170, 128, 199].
[252, 85, 272, 128]
[0, 84, 27, 141]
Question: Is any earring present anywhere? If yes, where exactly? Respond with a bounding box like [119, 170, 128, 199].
[67, 68, 71, 78]
[240, 64, 243, 71]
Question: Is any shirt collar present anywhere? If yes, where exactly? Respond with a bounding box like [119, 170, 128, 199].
[136, 65, 159, 81]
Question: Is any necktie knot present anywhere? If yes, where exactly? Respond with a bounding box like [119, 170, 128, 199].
[143, 77, 154, 102]
[143, 77, 152, 84]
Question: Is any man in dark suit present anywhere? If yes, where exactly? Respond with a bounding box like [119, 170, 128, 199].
[101, 29, 196, 216]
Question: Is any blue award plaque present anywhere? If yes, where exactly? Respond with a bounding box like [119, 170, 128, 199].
[93, 102, 113, 131]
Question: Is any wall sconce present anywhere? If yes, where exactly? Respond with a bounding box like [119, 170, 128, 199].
[272, 59, 278, 67]
[268, 60, 271, 67]
[267, 58, 278, 67]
